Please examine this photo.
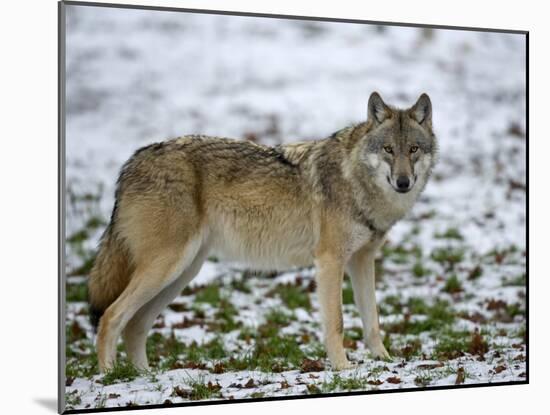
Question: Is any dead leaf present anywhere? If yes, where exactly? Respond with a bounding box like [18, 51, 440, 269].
[507, 122, 525, 138]
[416, 362, 444, 370]
[486, 299, 507, 311]
[386, 376, 401, 384]
[494, 365, 507, 374]
[300, 358, 325, 372]
[171, 386, 190, 398]
[212, 362, 225, 374]
[343, 338, 358, 349]
[455, 367, 465, 384]
[307, 384, 321, 394]
[469, 329, 489, 357]
[183, 361, 207, 370]
[206, 381, 221, 392]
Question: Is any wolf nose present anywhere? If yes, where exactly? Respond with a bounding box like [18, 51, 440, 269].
[396, 176, 410, 190]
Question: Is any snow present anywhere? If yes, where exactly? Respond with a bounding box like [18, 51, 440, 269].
[63, 4, 526, 411]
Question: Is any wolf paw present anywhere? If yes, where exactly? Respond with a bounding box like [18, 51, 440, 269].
[331, 357, 357, 371]
[367, 341, 391, 361]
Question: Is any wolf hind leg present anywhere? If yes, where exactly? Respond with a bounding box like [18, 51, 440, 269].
[96, 237, 202, 372]
[122, 247, 208, 370]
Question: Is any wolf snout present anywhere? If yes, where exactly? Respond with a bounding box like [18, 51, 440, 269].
[396, 175, 411, 193]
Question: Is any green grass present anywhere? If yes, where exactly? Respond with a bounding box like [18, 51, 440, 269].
[443, 275, 463, 294]
[502, 273, 526, 287]
[512, 325, 527, 341]
[188, 382, 221, 400]
[252, 335, 309, 370]
[269, 283, 311, 310]
[394, 338, 422, 360]
[186, 337, 226, 362]
[384, 299, 455, 335]
[434, 329, 471, 360]
[66, 339, 99, 378]
[342, 280, 355, 305]
[69, 255, 96, 276]
[414, 372, 433, 387]
[147, 309, 323, 372]
[66, 198, 107, 276]
[146, 332, 186, 370]
[211, 300, 241, 332]
[65, 391, 82, 409]
[180, 376, 222, 400]
[412, 262, 430, 278]
[230, 277, 252, 293]
[223, 335, 307, 373]
[383, 244, 422, 264]
[101, 360, 142, 385]
[264, 308, 294, 326]
[66, 283, 88, 302]
[407, 297, 429, 314]
[321, 374, 369, 392]
[381, 294, 403, 314]
[383, 333, 392, 353]
[430, 247, 465, 268]
[68, 188, 103, 203]
[195, 284, 222, 305]
[235, 313, 324, 372]
[345, 326, 363, 340]
[484, 245, 521, 265]
[147, 335, 228, 371]
[506, 303, 524, 319]
[67, 229, 89, 245]
[435, 228, 464, 240]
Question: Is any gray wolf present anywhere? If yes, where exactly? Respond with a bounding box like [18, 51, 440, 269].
[87, 92, 437, 372]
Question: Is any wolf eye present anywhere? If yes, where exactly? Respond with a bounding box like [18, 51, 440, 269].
[383, 146, 393, 154]
[410, 146, 419, 153]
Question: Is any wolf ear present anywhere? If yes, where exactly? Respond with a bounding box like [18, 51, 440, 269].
[410, 93, 432, 125]
[367, 92, 390, 123]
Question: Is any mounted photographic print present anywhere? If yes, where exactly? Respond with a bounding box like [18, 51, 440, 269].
[59, 1, 528, 413]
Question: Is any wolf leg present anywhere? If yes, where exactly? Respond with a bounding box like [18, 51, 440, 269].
[347, 244, 390, 360]
[315, 254, 351, 370]
[122, 248, 207, 370]
[96, 238, 201, 372]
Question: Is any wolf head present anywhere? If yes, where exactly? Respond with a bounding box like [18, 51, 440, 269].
[360, 92, 437, 195]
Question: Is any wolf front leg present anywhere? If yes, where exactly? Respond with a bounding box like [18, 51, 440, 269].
[314, 253, 353, 370]
[347, 242, 390, 360]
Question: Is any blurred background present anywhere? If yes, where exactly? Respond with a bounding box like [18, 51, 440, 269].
[65, 5, 526, 273]
[63, 4, 526, 408]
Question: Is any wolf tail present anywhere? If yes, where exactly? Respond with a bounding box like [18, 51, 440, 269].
[88, 222, 133, 332]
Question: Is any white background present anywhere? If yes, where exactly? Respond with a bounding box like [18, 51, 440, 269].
[0, 0, 540, 414]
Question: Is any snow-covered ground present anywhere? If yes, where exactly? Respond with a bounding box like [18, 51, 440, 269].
[63, 4, 526, 411]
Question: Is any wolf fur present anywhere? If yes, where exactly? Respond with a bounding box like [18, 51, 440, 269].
[88, 92, 437, 372]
